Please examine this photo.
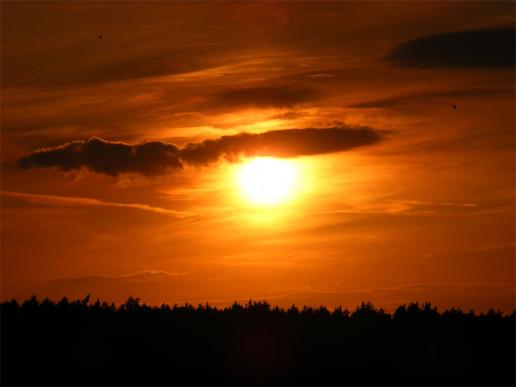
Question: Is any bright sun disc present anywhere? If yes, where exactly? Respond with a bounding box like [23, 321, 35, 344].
[238, 157, 297, 206]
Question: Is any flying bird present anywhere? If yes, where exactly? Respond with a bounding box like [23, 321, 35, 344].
[450, 104, 457, 110]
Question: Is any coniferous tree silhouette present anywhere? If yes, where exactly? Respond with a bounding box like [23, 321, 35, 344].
[1, 296, 514, 386]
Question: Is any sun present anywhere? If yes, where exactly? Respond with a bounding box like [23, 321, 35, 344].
[238, 157, 298, 206]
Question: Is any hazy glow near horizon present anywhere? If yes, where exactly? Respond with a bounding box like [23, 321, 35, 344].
[238, 157, 298, 206]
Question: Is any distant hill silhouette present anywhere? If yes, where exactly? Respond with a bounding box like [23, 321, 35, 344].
[1, 296, 514, 385]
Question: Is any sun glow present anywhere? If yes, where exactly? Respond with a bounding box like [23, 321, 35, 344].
[238, 157, 298, 206]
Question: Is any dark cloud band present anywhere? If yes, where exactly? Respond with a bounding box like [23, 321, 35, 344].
[18, 126, 383, 176]
[18, 138, 182, 176]
[388, 28, 515, 68]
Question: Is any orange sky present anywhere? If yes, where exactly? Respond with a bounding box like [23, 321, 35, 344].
[1, 1, 514, 312]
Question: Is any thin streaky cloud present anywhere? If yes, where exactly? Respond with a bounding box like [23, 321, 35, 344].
[1, 191, 193, 218]
[45, 270, 187, 285]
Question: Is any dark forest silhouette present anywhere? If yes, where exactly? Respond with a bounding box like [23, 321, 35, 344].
[1, 296, 514, 386]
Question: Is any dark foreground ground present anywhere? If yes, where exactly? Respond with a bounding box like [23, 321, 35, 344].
[1, 297, 514, 386]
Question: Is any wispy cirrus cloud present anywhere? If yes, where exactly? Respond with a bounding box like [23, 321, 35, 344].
[160, 282, 514, 313]
[1, 191, 192, 218]
[211, 86, 319, 109]
[31, 270, 189, 305]
[46, 270, 186, 286]
[349, 87, 513, 109]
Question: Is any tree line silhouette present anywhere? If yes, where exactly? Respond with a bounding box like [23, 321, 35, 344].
[1, 296, 514, 385]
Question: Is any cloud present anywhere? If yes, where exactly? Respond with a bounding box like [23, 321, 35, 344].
[19, 126, 384, 176]
[1, 191, 192, 218]
[29, 278, 515, 312]
[180, 126, 382, 165]
[321, 199, 478, 217]
[158, 282, 514, 313]
[349, 87, 513, 109]
[19, 137, 182, 176]
[270, 111, 309, 120]
[1, 2, 232, 88]
[46, 270, 185, 286]
[258, 282, 515, 313]
[387, 28, 515, 68]
[32, 270, 189, 304]
[211, 86, 319, 109]
[3, 47, 214, 88]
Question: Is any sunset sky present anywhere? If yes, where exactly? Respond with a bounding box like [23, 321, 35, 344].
[1, 1, 514, 312]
